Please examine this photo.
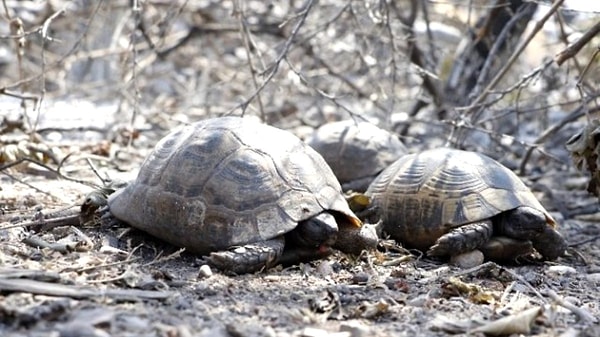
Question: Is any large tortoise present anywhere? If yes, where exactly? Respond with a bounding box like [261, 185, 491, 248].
[107, 117, 377, 274]
[307, 120, 407, 192]
[365, 148, 567, 263]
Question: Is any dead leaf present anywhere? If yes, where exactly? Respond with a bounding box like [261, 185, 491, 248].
[355, 299, 390, 318]
[442, 276, 497, 304]
[472, 306, 541, 335]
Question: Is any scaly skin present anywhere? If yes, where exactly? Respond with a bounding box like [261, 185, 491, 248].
[427, 221, 493, 257]
[206, 237, 286, 274]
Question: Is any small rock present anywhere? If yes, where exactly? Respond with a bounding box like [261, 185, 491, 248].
[198, 325, 229, 337]
[299, 327, 349, 337]
[198, 265, 213, 279]
[563, 296, 581, 306]
[340, 321, 370, 337]
[450, 250, 484, 269]
[407, 294, 428, 307]
[384, 277, 410, 292]
[586, 273, 600, 283]
[226, 322, 276, 337]
[351, 272, 370, 284]
[546, 265, 577, 276]
[59, 323, 110, 337]
[317, 260, 334, 276]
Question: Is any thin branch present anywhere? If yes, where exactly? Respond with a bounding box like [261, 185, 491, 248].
[228, 0, 315, 115]
[576, 47, 600, 94]
[0, 278, 172, 300]
[544, 289, 598, 324]
[284, 57, 367, 122]
[469, 5, 533, 105]
[33, 8, 65, 135]
[519, 93, 600, 174]
[0, 1, 104, 93]
[555, 20, 600, 66]
[235, 0, 266, 121]
[461, 0, 565, 115]
[391, 0, 443, 108]
[128, 0, 142, 148]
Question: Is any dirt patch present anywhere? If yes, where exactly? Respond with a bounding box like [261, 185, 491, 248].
[1, 1, 599, 336]
[0, 167, 599, 337]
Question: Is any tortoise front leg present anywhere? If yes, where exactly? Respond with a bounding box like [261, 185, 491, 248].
[427, 221, 493, 257]
[480, 236, 533, 261]
[206, 236, 285, 274]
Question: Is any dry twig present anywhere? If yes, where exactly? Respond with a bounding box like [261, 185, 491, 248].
[544, 289, 598, 324]
[555, 20, 600, 66]
[0, 278, 171, 300]
[462, 0, 565, 115]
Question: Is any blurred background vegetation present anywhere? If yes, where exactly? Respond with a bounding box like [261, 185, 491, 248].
[0, 0, 599, 173]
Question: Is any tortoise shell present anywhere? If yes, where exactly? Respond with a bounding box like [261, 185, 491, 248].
[108, 116, 360, 255]
[307, 120, 407, 191]
[365, 148, 557, 251]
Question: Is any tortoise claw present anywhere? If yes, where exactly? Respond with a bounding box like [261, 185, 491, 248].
[206, 237, 285, 274]
[427, 221, 493, 257]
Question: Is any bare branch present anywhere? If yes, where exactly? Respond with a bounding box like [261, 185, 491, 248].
[555, 20, 600, 66]
[462, 0, 565, 115]
[228, 0, 316, 115]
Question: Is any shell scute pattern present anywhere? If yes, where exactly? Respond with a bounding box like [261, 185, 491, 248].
[108, 117, 357, 257]
[307, 120, 407, 192]
[366, 148, 560, 255]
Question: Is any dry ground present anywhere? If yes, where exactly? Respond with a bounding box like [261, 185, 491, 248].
[0, 135, 599, 337]
[1, 1, 599, 336]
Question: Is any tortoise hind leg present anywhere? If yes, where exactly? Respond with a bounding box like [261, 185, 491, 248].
[427, 221, 493, 257]
[206, 236, 285, 274]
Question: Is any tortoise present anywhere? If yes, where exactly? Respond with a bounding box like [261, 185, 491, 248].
[365, 147, 567, 263]
[106, 116, 377, 274]
[306, 120, 407, 192]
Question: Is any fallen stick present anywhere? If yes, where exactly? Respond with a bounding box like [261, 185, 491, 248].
[0, 278, 172, 301]
[544, 289, 597, 324]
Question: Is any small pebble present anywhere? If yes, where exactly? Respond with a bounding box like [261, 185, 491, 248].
[316, 260, 334, 276]
[586, 273, 600, 283]
[198, 265, 213, 278]
[407, 294, 428, 307]
[340, 320, 371, 337]
[384, 277, 410, 292]
[300, 327, 350, 337]
[351, 272, 370, 285]
[563, 296, 581, 306]
[450, 250, 484, 269]
[546, 265, 577, 276]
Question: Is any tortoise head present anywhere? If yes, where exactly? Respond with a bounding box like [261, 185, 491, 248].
[495, 206, 566, 260]
[287, 212, 339, 249]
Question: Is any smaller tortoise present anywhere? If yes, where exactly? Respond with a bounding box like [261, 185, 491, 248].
[106, 117, 377, 274]
[307, 120, 407, 192]
[365, 148, 567, 262]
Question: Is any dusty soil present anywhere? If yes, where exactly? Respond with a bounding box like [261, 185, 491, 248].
[1, 2, 599, 336]
[1, 135, 599, 337]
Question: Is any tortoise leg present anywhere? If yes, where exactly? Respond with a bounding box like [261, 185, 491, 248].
[427, 221, 493, 257]
[206, 236, 285, 274]
[480, 236, 533, 261]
